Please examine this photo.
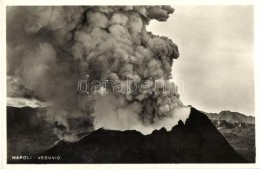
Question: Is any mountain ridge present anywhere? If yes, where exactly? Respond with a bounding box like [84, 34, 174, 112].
[8, 107, 247, 163]
[204, 110, 254, 124]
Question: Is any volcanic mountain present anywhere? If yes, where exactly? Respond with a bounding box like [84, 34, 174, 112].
[8, 107, 247, 163]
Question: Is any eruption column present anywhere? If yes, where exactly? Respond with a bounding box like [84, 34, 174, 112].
[7, 6, 188, 141]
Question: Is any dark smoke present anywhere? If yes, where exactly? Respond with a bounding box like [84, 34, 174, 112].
[7, 6, 189, 141]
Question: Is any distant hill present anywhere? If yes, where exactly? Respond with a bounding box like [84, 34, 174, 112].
[204, 110, 254, 124]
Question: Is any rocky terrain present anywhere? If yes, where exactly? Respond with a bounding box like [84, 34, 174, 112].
[204, 111, 255, 162]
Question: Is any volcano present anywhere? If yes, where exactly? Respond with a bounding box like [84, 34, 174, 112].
[8, 107, 246, 163]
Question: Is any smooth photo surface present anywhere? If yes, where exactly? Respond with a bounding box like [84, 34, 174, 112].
[5, 5, 255, 164]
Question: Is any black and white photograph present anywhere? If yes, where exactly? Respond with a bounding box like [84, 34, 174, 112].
[1, 1, 259, 168]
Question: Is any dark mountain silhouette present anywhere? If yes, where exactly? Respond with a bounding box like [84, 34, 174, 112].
[7, 106, 47, 131]
[7, 106, 59, 158]
[8, 107, 247, 163]
[204, 110, 254, 124]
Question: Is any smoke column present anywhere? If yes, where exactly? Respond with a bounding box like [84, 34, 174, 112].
[7, 6, 189, 141]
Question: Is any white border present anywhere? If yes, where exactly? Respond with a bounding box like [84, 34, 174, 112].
[1, 0, 259, 168]
[1, 0, 256, 6]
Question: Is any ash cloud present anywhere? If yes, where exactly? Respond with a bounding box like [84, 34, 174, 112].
[7, 6, 186, 141]
[7, 76, 50, 108]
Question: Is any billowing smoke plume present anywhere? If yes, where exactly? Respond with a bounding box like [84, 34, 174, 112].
[7, 76, 51, 108]
[7, 6, 187, 141]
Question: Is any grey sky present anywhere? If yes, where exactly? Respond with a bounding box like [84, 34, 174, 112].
[147, 6, 254, 115]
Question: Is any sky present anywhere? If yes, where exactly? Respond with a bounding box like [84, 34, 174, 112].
[147, 6, 254, 115]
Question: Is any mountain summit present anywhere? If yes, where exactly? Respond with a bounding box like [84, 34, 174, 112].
[9, 107, 246, 163]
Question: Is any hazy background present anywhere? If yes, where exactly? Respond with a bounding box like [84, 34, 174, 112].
[147, 6, 254, 115]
